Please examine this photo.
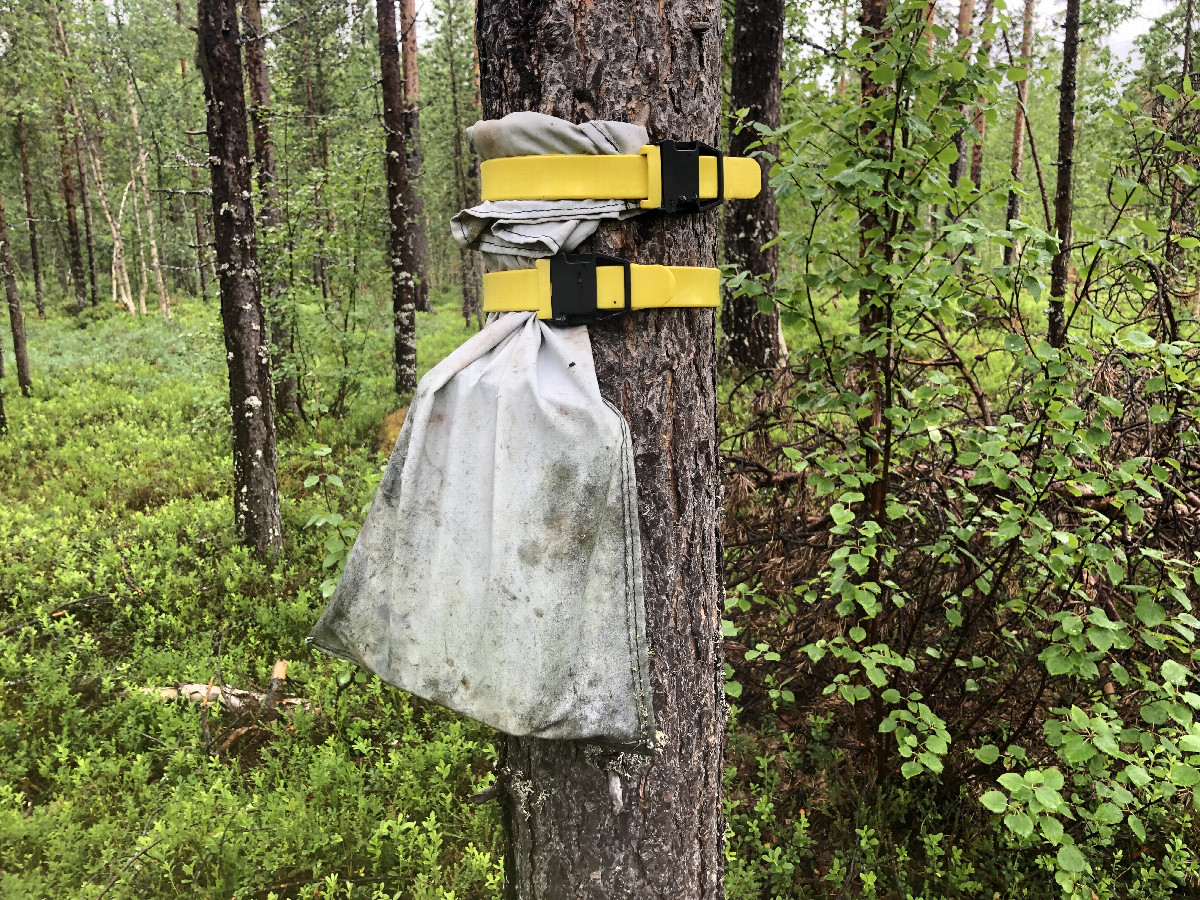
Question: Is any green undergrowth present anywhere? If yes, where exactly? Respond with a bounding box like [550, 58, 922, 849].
[1, 294, 501, 900]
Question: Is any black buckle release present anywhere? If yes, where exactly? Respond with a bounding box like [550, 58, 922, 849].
[548, 253, 632, 325]
[657, 140, 724, 214]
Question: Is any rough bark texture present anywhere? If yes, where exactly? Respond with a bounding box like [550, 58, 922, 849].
[0, 189, 32, 396]
[724, 0, 784, 371]
[1003, 0, 1035, 267]
[242, 0, 301, 419]
[57, 110, 88, 310]
[1048, 0, 1080, 349]
[477, 3, 726, 898]
[441, 0, 481, 327]
[400, 0, 430, 312]
[378, 0, 420, 394]
[15, 114, 45, 318]
[197, 0, 283, 554]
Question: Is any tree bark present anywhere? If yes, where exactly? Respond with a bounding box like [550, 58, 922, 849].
[967, 0, 995, 188]
[74, 131, 99, 307]
[948, 0, 976, 188]
[197, 0, 284, 554]
[242, 0, 302, 419]
[0, 189, 32, 396]
[57, 109, 88, 310]
[125, 149, 150, 315]
[176, 0, 216, 301]
[440, 0, 481, 327]
[15, 114, 46, 318]
[723, 0, 785, 371]
[378, 0, 420, 394]
[477, 3, 726, 898]
[1003, 0, 1035, 267]
[1048, 0, 1080, 348]
[126, 78, 172, 319]
[400, 0, 431, 312]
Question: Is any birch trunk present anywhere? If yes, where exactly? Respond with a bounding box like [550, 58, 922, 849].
[126, 78, 172, 319]
[476, 2, 726, 896]
[197, 0, 284, 554]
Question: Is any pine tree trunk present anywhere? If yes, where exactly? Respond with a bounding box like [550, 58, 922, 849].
[400, 0, 431, 312]
[74, 132, 99, 307]
[197, 0, 284, 555]
[378, 0, 419, 394]
[57, 109, 88, 310]
[126, 78, 172, 319]
[441, 0, 480, 327]
[0, 189, 32, 396]
[1003, 0, 1035, 267]
[724, 0, 785, 371]
[476, 3, 726, 897]
[16, 114, 45, 318]
[1048, 0, 1080, 349]
[242, 0, 302, 419]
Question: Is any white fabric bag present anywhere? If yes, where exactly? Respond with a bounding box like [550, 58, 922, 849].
[309, 113, 656, 749]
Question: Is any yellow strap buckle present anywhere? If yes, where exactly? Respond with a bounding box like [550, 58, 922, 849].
[480, 142, 762, 211]
[482, 254, 720, 323]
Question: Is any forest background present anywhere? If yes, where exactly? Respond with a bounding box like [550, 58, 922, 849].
[2, 0, 1200, 897]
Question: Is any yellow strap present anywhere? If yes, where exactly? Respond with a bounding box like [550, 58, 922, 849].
[483, 260, 720, 320]
[480, 145, 761, 207]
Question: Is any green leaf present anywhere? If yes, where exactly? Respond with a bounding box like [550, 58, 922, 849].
[1004, 812, 1034, 837]
[1169, 762, 1200, 787]
[830, 504, 855, 525]
[725, 680, 743, 699]
[1057, 845, 1089, 873]
[980, 790, 1008, 813]
[1129, 814, 1146, 842]
[303, 474, 321, 488]
[1136, 598, 1167, 628]
[326, 473, 344, 488]
[1041, 815, 1064, 844]
[1007, 66, 1028, 81]
[974, 744, 1000, 765]
[1163, 660, 1190, 686]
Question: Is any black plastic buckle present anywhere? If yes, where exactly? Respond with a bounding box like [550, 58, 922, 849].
[657, 140, 724, 214]
[548, 253, 632, 325]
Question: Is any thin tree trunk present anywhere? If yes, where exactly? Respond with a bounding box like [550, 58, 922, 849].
[378, 0, 419, 394]
[15, 114, 46, 318]
[242, 0, 301, 419]
[0, 189, 32, 396]
[126, 78, 172, 318]
[948, 0, 976, 188]
[57, 109, 88, 309]
[197, 0, 283, 554]
[400, 0, 431, 312]
[176, 0, 216, 301]
[50, 1, 135, 314]
[124, 162, 149, 315]
[441, 0, 480, 327]
[968, 0, 995, 187]
[477, 3, 725, 896]
[723, 0, 785, 370]
[1048, 0, 1080, 348]
[1003, 0, 1035, 266]
[74, 132, 99, 306]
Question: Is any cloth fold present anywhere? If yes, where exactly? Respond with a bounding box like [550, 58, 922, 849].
[451, 112, 649, 271]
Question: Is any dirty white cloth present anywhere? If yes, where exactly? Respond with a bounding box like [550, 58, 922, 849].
[308, 313, 654, 748]
[450, 111, 649, 270]
[310, 113, 660, 749]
